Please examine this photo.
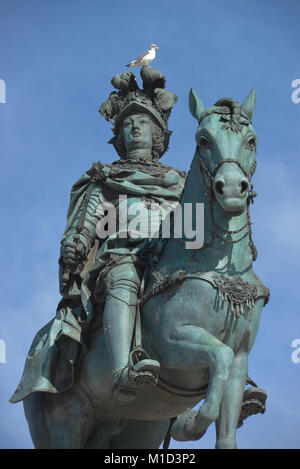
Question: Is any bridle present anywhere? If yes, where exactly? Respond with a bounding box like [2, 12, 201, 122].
[196, 146, 258, 261]
[197, 149, 256, 192]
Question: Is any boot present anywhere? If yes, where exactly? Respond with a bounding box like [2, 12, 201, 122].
[103, 274, 160, 403]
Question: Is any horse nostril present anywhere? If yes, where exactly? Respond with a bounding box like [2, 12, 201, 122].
[240, 180, 249, 194]
[215, 180, 224, 195]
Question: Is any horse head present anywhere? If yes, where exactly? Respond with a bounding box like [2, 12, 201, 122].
[189, 88, 257, 216]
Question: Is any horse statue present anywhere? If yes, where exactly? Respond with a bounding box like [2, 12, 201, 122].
[11, 86, 269, 449]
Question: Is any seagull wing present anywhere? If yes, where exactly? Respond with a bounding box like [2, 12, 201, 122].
[133, 50, 149, 63]
[126, 50, 150, 67]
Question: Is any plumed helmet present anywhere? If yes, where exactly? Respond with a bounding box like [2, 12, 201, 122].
[99, 66, 178, 158]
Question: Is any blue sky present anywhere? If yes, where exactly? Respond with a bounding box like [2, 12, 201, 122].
[0, 0, 299, 449]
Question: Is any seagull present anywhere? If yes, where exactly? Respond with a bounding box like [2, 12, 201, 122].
[126, 44, 160, 68]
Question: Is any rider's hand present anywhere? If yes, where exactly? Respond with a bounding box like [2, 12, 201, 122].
[61, 236, 87, 268]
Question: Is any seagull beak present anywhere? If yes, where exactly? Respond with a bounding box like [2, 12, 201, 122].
[156, 46, 160, 50]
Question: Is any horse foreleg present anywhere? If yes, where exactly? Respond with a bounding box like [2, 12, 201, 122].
[215, 353, 248, 449]
[166, 325, 234, 440]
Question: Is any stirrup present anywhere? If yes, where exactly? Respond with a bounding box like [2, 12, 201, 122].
[129, 348, 160, 385]
[112, 365, 159, 404]
[112, 350, 160, 402]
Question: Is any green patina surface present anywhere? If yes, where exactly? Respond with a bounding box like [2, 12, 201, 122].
[11, 67, 269, 449]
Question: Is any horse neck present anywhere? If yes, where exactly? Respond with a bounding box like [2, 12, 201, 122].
[158, 150, 254, 276]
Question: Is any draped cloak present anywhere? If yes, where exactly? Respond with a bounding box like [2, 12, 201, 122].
[10, 160, 186, 403]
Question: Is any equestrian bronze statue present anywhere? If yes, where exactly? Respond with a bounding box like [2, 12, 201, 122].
[11, 66, 269, 449]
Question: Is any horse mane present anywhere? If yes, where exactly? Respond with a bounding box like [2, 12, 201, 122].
[198, 98, 250, 133]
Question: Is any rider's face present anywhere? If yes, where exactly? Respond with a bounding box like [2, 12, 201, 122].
[122, 114, 153, 153]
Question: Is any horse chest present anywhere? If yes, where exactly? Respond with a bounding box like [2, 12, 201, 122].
[152, 276, 264, 355]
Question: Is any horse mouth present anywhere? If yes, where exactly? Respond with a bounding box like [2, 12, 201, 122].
[216, 196, 247, 215]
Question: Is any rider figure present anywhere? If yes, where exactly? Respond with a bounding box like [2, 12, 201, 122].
[59, 66, 185, 402]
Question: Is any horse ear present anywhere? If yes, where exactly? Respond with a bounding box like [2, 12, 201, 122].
[241, 89, 256, 121]
[189, 88, 205, 121]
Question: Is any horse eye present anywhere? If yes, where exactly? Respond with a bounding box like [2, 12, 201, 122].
[246, 137, 256, 150]
[198, 136, 211, 149]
